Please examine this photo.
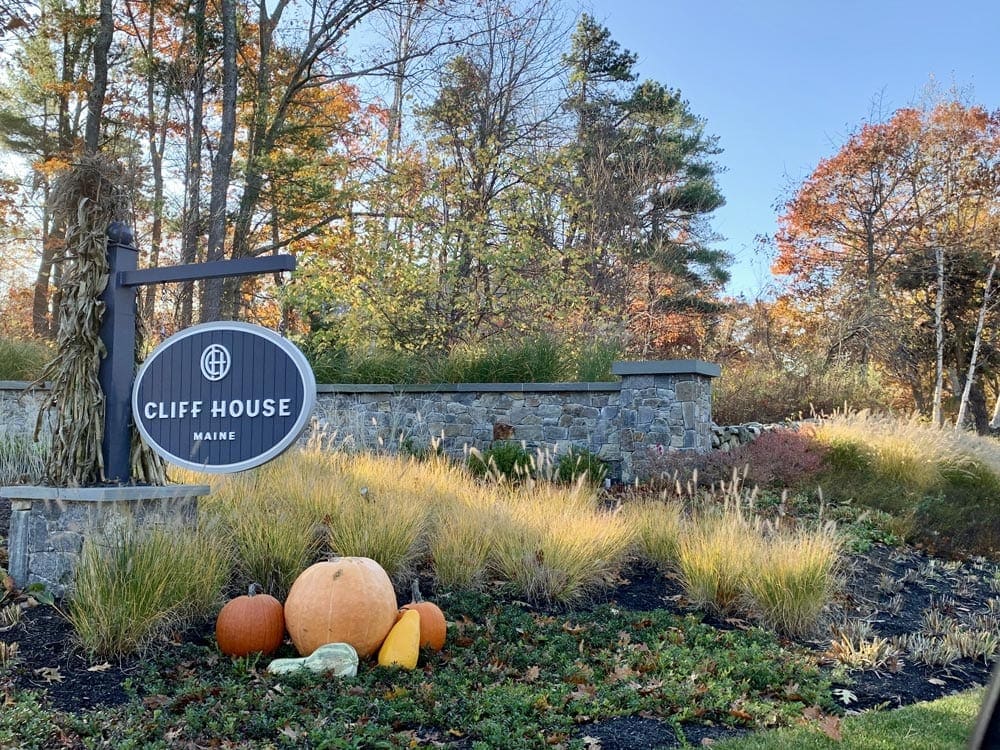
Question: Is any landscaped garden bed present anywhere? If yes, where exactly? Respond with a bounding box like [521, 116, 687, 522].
[1, 414, 998, 748]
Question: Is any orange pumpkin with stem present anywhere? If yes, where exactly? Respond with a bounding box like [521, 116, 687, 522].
[400, 579, 447, 651]
[215, 583, 285, 657]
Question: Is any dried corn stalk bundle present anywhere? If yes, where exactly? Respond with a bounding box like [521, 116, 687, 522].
[33, 156, 164, 486]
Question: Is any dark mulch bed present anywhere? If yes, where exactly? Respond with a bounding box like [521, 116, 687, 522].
[2, 496, 998, 748]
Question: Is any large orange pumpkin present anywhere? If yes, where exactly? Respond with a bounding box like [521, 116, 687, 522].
[215, 583, 285, 657]
[283, 557, 398, 658]
[400, 580, 447, 651]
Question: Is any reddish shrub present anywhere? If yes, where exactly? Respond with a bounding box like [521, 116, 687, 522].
[742, 429, 828, 488]
[641, 429, 828, 491]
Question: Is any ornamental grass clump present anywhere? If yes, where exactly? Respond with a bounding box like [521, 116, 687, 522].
[68, 518, 229, 657]
[676, 511, 761, 614]
[203, 462, 321, 600]
[428, 490, 498, 589]
[745, 522, 841, 637]
[621, 498, 685, 572]
[490, 482, 634, 603]
[0, 337, 51, 381]
[0, 433, 48, 486]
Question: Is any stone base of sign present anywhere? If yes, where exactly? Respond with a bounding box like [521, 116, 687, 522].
[2, 485, 210, 597]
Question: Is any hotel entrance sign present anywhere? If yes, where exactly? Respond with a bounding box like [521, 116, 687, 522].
[131, 322, 316, 473]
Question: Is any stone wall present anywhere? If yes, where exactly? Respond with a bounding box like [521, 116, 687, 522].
[0, 382, 47, 437]
[0, 360, 720, 483]
[4, 485, 208, 596]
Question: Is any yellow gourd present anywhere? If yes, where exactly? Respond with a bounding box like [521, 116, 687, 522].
[377, 609, 420, 669]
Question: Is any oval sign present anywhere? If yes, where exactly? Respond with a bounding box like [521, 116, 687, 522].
[132, 322, 316, 473]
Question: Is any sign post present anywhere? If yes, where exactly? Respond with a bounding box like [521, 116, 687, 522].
[97, 222, 300, 483]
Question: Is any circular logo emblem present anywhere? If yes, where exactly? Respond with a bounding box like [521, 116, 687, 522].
[200, 344, 231, 381]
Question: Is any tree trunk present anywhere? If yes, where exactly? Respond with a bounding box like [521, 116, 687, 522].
[179, 0, 206, 327]
[84, 0, 113, 154]
[955, 250, 998, 430]
[199, 0, 237, 322]
[141, 4, 172, 320]
[931, 244, 946, 426]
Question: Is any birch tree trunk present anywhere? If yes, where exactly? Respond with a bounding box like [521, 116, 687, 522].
[956, 249, 1000, 430]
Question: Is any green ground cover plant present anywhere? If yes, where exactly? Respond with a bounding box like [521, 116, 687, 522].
[1, 595, 834, 749]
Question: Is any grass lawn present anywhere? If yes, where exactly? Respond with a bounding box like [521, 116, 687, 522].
[716, 687, 986, 750]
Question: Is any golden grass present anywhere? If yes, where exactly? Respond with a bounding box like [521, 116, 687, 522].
[202, 466, 321, 599]
[428, 489, 498, 589]
[812, 411, 996, 492]
[67, 518, 229, 657]
[746, 522, 841, 637]
[621, 498, 685, 571]
[677, 511, 761, 614]
[489, 481, 634, 603]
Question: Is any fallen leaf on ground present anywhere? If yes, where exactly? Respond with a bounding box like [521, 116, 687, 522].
[819, 714, 842, 741]
[34, 666, 63, 683]
[87, 662, 112, 672]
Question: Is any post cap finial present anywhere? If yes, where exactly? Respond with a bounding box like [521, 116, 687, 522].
[107, 221, 135, 248]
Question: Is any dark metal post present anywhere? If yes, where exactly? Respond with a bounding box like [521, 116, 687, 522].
[98, 222, 138, 484]
[970, 660, 1000, 749]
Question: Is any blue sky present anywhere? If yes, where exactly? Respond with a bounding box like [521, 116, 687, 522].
[584, 0, 1000, 298]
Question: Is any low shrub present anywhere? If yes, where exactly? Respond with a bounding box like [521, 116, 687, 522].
[468, 441, 536, 481]
[556, 447, 607, 485]
[641, 429, 827, 491]
[741, 429, 829, 488]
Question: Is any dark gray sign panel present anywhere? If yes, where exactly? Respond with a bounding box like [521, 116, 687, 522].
[132, 322, 317, 473]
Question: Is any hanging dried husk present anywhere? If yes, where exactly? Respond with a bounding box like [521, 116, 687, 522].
[32, 155, 165, 486]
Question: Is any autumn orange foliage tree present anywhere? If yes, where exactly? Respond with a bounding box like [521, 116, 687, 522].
[775, 101, 1000, 429]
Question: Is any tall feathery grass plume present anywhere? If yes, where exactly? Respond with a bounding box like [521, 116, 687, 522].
[32, 156, 164, 486]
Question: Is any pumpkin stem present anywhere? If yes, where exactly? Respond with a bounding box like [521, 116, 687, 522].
[410, 579, 424, 603]
[248, 582, 264, 597]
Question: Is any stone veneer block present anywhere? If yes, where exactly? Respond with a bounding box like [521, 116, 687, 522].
[2, 484, 210, 597]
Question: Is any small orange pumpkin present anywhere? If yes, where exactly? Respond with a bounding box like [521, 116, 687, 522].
[216, 583, 285, 657]
[400, 580, 447, 651]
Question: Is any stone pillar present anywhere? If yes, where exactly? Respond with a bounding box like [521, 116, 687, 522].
[2, 485, 210, 597]
[613, 360, 720, 482]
